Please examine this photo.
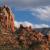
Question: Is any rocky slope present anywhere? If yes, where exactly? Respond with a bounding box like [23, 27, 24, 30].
[0, 25, 50, 50]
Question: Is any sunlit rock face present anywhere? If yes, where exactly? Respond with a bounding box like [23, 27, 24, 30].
[0, 5, 14, 33]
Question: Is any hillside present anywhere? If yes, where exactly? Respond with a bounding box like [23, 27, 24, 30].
[0, 24, 50, 50]
[14, 24, 50, 50]
[34, 28, 50, 35]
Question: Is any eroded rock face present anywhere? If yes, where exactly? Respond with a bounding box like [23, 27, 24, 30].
[15, 26, 50, 50]
[0, 33, 19, 48]
[0, 26, 50, 50]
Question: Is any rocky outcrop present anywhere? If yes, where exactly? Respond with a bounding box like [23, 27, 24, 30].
[14, 25, 50, 50]
[0, 33, 19, 48]
[0, 25, 50, 50]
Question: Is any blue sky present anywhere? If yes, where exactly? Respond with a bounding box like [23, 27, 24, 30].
[12, 8, 49, 24]
[0, 0, 50, 28]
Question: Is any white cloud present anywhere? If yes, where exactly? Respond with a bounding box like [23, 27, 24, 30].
[2, 0, 50, 8]
[14, 21, 33, 28]
[3, 0, 50, 21]
[34, 24, 49, 28]
[2, 0, 50, 21]
[14, 21, 50, 28]
[31, 6, 50, 21]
